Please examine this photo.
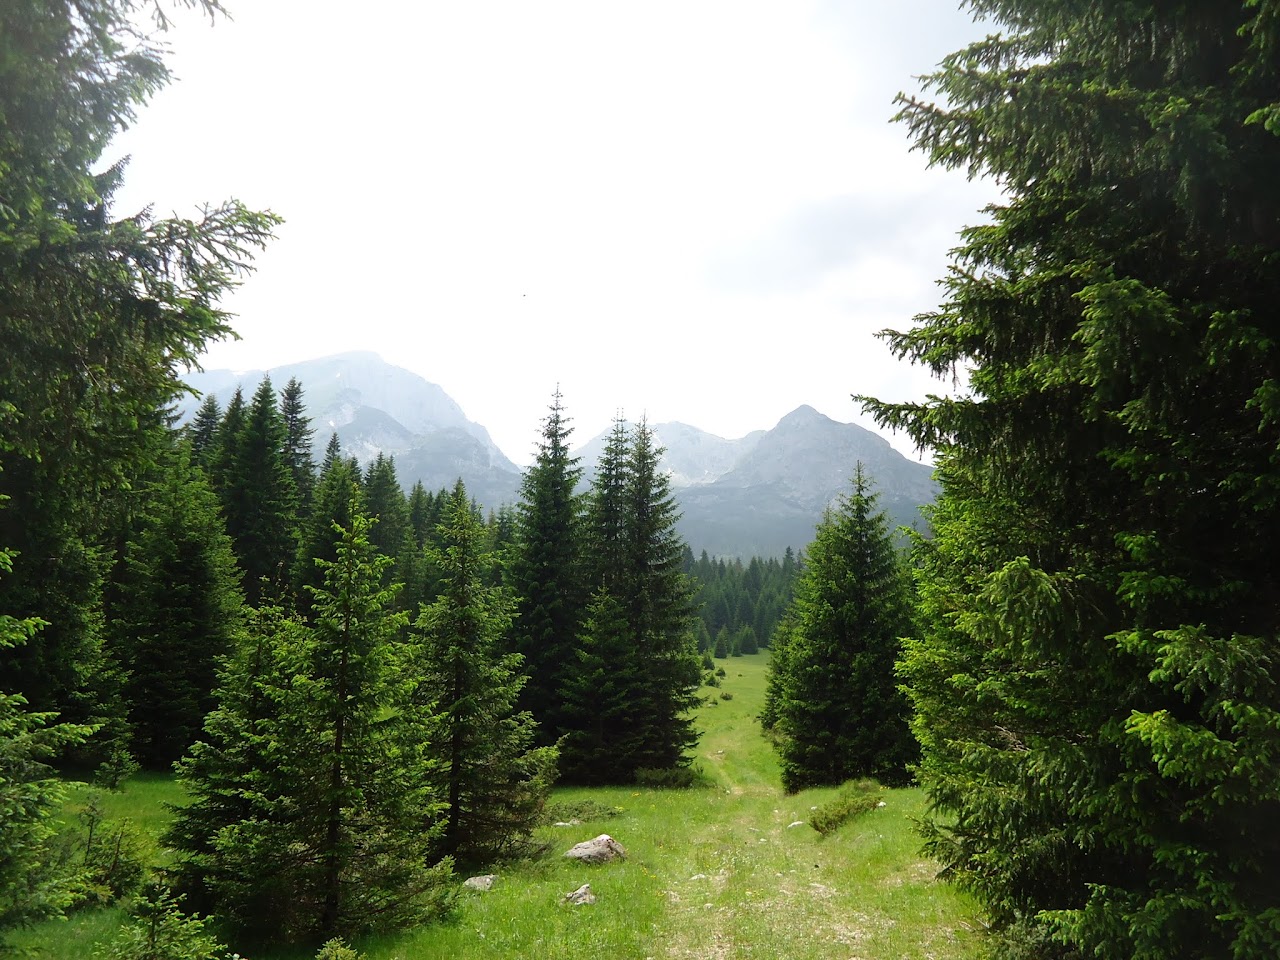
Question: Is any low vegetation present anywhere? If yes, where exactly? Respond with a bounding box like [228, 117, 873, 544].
[10, 655, 979, 960]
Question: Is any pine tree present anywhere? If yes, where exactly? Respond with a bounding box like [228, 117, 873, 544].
[294, 454, 362, 621]
[770, 467, 915, 792]
[0, 0, 276, 749]
[279, 377, 316, 508]
[0, 545, 92, 948]
[111, 441, 244, 768]
[169, 513, 452, 944]
[616, 419, 701, 771]
[860, 3, 1280, 956]
[508, 389, 585, 742]
[411, 481, 557, 866]
[221, 378, 299, 605]
[187, 395, 222, 469]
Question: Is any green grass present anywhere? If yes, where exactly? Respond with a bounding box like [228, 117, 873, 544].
[15, 654, 982, 960]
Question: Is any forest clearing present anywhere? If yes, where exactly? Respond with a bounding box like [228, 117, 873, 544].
[14, 655, 978, 960]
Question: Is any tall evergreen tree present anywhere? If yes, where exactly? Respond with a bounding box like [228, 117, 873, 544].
[768, 467, 916, 791]
[187, 395, 222, 469]
[294, 455, 362, 621]
[861, 3, 1280, 956]
[169, 513, 452, 944]
[221, 378, 298, 605]
[279, 377, 316, 507]
[0, 0, 276, 738]
[508, 389, 584, 742]
[410, 481, 557, 866]
[616, 419, 701, 771]
[0, 544, 91, 949]
[110, 441, 244, 768]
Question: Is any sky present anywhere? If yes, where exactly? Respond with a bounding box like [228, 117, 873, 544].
[111, 0, 998, 465]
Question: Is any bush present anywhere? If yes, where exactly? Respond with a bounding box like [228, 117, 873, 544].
[316, 939, 367, 960]
[715, 667, 726, 678]
[103, 886, 226, 960]
[808, 780, 882, 837]
[49, 792, 151, 910]
[720, 691, 734, 701]
[704, 672, 721, 688]
[633, 765, 712, 789]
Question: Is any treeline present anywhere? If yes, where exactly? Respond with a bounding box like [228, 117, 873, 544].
[687, 549, 796, 658]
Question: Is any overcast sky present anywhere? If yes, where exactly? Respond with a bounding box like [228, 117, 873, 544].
[111, 0, 997, 464]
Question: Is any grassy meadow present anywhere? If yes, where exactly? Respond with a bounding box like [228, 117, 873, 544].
[15, 653, 982, 960]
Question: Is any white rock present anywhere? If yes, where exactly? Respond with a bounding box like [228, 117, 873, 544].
[463, 874, 497, 891]
[563, 883, 597, 905]
[787, 821, 806, 829]
[564, 834, 627, 864]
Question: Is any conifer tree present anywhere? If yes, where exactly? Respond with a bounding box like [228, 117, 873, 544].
[0, 544, 91, 948]
[294, 453, 362, 621]
[616, 419, 701, 770]
[187, 395, 222, 469]
[769, 467, 916, 792]
[111, 441, 244, 768]
[509, 389, 584, 742]
[411, 481, 556, 865]
[169, 513, 452, 944]
[221, 378, 299, 605]
[861, 3, 1280, 955]
[279, 377, 316, 507]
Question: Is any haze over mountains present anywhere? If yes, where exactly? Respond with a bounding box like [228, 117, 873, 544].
[182, 352, 936, 558]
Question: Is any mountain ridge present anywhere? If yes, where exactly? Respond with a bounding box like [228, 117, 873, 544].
[181, 351, 935, 558]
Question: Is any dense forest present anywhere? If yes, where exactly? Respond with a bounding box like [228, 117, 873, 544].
[4, 1, 1280, 959]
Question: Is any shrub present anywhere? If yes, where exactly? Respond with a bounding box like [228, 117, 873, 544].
[808, 780, 881, 837]
[316, 939, 367, 960]
[103, 886, 226, 960]
[634, 765, 712, 789]
[720, 692, 734, 701]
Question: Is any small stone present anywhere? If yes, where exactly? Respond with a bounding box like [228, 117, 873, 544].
[876, 801, 887, 808]
[787, 820, 806, 829]
[553, 819, 583, 827]
[463, 874, 497, 891]
[563, 883, 597, 905]
[689, 873, 708, 881]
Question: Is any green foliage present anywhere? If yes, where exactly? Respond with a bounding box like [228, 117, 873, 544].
[808, 780, 881, 838]
[509, 389, 585, 744]
[102, 887, 226, 960]
[53, 793, 151, 909]
[314, 939, 367, 960]
[541, 800, 621, 825]
[411, 481, 558, 867]
[168, 512, 453, 945]
[0, 0, 277, 740]
[632, 765, 710, 790]
[769, 467, 916, 792]
[110, 440, 244, 768]
[861, 3, 1280, 957]
[0, 544, 94, 947]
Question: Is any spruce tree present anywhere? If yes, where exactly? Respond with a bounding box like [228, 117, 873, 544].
[616, 419, 701, 771]
[279, 377, 316, 507]
[222, 378, 299, 605]
[0, 545, 91, 948]
[410, 481, 557, 866]
[294, 454, 362, 621]
[169, 513, 452, 944]
[769, 467, 916, 792]
[508, 389, 584, 742]
[111, 441, 244, 768]
[187, 395, 222, 469]
[861, 3, 1280, 956]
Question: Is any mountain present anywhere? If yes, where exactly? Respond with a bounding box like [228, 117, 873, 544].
[183, 353, 937, 558]
[575, 420, 765, 486]
[575, 406, 936, 558]
[180, 352, 523, 509]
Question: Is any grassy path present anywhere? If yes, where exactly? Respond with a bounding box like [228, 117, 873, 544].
[16, 654, 981, 960]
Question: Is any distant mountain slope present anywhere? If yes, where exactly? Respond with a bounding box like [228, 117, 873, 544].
[181, 352, 523, 508]
[575, 406, 936, 558]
